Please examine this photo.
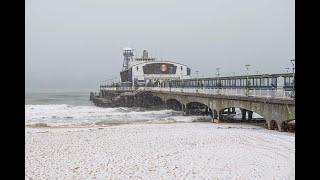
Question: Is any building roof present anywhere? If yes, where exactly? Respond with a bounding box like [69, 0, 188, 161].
[123, 47, 133, 51]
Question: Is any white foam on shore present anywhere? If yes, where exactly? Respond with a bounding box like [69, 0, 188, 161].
[25, 104, 212, 127]
[25, 123, 295, 179]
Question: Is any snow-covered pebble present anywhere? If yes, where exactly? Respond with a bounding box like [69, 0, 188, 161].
[25, 123, 295, 180]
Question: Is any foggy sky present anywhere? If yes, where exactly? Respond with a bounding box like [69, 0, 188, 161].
[25, 0, 295, 92]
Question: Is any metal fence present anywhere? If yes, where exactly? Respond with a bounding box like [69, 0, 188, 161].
[101, 86, 133, 91]
[101, 86, 294, 99]
[144, 87, 294, 99]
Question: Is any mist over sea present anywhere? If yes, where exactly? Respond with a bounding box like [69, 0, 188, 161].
[25, 91, 212, 127]
[26, 90, 93, 106]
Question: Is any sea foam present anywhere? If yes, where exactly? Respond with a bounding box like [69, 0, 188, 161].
[25, 104, 211, 127]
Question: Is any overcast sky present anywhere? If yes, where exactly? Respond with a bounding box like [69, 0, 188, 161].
[25, 0, 295, 92]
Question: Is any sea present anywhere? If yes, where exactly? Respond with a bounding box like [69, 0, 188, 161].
[25, 90, 264, 127]
[25, 90, 212, 127]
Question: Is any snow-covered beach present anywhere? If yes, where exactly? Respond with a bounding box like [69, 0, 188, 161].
[25, 123, 295, 180]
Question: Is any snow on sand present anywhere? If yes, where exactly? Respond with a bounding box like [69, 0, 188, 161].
[25, 123, 295, 179]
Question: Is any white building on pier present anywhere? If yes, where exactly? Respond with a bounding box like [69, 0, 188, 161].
[120, 48, 191, 87]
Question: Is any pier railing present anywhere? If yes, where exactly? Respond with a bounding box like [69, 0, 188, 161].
[144, 87, 293, 99]
[101, 86, 133, 91]
[101, 86, 293, 99]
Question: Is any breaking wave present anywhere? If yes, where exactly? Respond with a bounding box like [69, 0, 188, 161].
[25, 104, 212, 127]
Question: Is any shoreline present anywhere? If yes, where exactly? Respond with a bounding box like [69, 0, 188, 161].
[26, 121, 294, 133]
[25, 121, 268, 129]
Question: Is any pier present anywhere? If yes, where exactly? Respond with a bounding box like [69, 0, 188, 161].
[91, 73, 295, 132]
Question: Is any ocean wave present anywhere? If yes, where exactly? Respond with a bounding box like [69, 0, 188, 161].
[25, 104, 211, 127]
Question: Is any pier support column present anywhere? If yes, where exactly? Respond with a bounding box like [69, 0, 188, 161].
[248, 111, 253, 120]
[213, 110, 220, 123]
[242, 109, 246, 120]
[266, 121, 271, 130]
[241, 109, 247, 120]
[279, 121, 288, 132]
[277, 121, 285, 132]
[219, 110, 224, 120]
[214, 114, 220, 123]
[213, 110, 218, 119]
[182, 104, 185, 114]
[205, 107, 209, 115]
[183, 104, 188, 116]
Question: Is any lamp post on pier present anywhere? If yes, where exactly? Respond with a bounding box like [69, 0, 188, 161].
[195, 70, 199, 93]
[290, 59, 295, 98]
[216, 68, 221, 94]
[285, 67, 290, 73]
[245, 64, 251, 96]
[216, 68, 220, 77]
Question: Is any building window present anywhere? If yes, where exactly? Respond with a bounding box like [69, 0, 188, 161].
[136, 66, 139, 71]
[181, 66, 183, 71]
[187, 68, 191, 75]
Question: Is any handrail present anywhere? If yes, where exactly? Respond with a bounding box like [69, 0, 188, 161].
[138, 87, 293, 99]
[100, 86, 293, 99]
